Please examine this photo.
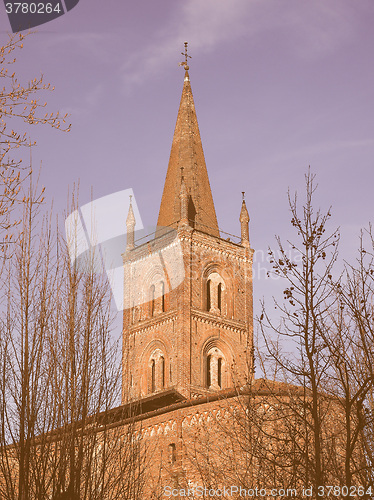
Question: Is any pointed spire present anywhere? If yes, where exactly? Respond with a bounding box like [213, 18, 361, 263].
[157, 44, 219, 237]
[240, 192, 250, 247]
[126, 195, 135, 251]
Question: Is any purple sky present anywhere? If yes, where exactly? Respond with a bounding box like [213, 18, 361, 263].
[1, 0, 374, 331]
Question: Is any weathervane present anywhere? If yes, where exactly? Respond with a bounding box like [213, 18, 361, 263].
[179, 41, 191, 70]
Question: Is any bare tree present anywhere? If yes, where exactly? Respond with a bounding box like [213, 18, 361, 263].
[0, 35, 152, 497]
[0, 33, 70, 245]
[325, 227, 374, 493]
[259, 170, 340, 492]
[0, 184, 148, 499]
[181, 172, 374, 498]
[0, 175, 57, 499]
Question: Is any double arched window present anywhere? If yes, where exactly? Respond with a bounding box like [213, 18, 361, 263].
[206, 272, 225, 315]
[148, 350, 166, 393]
[205, 347, 225, 390]
[150, 281, 166, 317]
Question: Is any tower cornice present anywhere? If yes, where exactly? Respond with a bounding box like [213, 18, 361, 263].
[191, 309, 247, 333]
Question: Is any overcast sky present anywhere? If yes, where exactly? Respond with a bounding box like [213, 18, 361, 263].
[1, 0, 373, 329]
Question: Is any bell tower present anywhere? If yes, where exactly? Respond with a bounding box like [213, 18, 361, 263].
[122, 45, 254, 405]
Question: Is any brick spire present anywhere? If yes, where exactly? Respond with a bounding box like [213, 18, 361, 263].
[157, 56, 219, 237]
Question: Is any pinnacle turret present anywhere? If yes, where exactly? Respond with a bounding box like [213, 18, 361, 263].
[126, 197, 135, 251]
[240, 193, 250, 247]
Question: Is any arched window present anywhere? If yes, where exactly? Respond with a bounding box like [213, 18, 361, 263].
[160, 356, 165, 389]
[206, 354, 212, 388]
[205, 347, 226, 390]
[205, 272, 225, 315]
[161, 281, 165, 312]
[217, 357, 222, 388]
[149, 349, 167, 394]
[151, 359, 156, 393]
[206, 280, 211, 311]
[217, 283, 222, 312]
[150, 285, 155, 317]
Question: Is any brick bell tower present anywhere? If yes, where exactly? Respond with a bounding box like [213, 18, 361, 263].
[122, 45, 254, 405]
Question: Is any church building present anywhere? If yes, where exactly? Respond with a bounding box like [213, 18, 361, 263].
[118, 44, 256, 494]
